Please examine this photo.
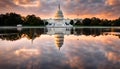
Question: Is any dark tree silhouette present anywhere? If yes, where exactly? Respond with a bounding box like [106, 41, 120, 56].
[0, 13, 23, 26]
[24, 15, 44, 26]
[91, 17, 101, 26]
[100, 19, 111, 26]
[112, 18, 120, 26]
[0, 13, 45, 26]
[83, 18, 91, 26]
[70, 20, 74, 25]
[74, 20, 82, 26]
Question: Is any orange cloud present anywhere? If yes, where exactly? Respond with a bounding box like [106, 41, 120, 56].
[13, 0, 40, 7]
[106, 51, 120, 62]
[106, 0, 120, 6]
[15, 48, 40, 58]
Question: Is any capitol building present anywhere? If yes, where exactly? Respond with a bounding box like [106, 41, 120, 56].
[46, 2, 73, 27]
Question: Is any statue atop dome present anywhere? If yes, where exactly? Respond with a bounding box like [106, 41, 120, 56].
[58, 3, 60, 10]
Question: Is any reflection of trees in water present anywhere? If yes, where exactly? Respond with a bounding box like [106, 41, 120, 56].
[74, 28, 103, 36]
[74, 28, 120, 37]
[0, 28, 120, 41]
[21, 28, 45, 39]
[0, 28, 45, 41]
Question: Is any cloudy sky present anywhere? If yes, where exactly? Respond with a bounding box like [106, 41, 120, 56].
[0, 0, 120, 19]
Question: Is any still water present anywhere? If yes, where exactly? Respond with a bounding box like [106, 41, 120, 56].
[0, 27, 120, 69]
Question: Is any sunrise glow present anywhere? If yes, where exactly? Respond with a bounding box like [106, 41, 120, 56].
[0, 0, 120, 19]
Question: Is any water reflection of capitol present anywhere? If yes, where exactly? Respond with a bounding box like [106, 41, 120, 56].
[54, 33, 64, 50]
[47, 28, 71, 50]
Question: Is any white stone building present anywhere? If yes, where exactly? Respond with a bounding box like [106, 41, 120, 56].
[46, 3, 73, 27]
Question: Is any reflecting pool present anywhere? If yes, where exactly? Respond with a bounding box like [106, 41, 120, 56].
[0, 27, 120, 69]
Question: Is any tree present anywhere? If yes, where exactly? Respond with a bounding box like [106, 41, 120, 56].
[45, 21, 48, 25]
[24, 15, 44, 26]
[70, 20, 74, 25]
[100, 19, 111, 26]
[74, 20, 82, 26]
[82, 18, 91, 26]
[91, 17, 101, 26]
[0, 13, 23, 26]
[112, 17, 120, 26]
